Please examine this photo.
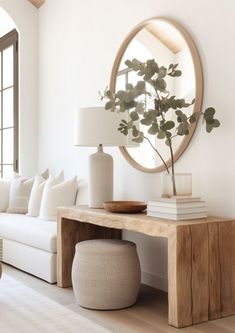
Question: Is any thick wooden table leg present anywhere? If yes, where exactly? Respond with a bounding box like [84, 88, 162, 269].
[168, 224, 210, 327]
[57, 217, 121, 288]
[168, 225, 192, 328]
[168, 221, 235, 328]
[219, 221, 235, 317]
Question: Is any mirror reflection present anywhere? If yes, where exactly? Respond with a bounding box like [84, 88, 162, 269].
[112, 18, 202, 172]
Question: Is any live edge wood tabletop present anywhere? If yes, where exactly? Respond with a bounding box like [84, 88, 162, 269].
[57, 205, 235, 328]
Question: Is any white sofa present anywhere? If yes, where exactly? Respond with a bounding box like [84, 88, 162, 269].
[0, 213, 57, 283]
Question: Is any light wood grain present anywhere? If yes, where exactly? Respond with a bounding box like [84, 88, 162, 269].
[168, 226, 192, 327]
[232, 223, 235, 314]
[58, 206, 230, 238]
[191, 224, 209, 324]
[28, 0, 45, 8]
[219, 222, 234, 316]
[57, 216, 121, 288]
[208, 223, 221, 320]
[57, 205, 235, 328]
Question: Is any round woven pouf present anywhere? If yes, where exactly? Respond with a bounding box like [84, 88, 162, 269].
[72, 239, 141, 310]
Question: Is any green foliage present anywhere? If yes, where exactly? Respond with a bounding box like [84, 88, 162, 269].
[102, 58, 220, 174]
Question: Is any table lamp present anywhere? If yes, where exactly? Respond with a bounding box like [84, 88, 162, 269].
[74, 107, 136, 208]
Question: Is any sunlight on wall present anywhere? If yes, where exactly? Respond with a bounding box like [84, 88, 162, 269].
[0, 7, 16, 37]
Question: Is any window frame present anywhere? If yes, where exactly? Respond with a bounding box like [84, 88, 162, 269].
[0, 29, 19, 177]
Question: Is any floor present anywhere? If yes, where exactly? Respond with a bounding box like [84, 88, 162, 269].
[2, 264, 235, 333]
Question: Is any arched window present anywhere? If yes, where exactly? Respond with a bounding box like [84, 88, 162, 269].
[0, 29, 18, 178]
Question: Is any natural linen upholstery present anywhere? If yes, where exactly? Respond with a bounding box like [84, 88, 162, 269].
[0, 179, 11, 212]
[72, 239, 141, 310]
[0, 213, 57, 282]
[7, 170, 49, 214]
[7, 176, 34, 214]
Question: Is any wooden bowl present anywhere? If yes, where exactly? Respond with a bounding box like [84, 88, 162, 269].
[103, 201, 147, 214]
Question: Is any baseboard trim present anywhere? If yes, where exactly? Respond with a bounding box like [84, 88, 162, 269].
[141, 271, 168, 292]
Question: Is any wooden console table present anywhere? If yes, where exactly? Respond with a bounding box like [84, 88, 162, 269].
[57, 205, 235, 328]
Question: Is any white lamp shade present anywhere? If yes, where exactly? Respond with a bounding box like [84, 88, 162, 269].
[74, 107, 137, 147]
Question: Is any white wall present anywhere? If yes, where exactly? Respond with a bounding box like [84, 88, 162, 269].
[0, 0, 38, 177]
[38, 0, 235, 290]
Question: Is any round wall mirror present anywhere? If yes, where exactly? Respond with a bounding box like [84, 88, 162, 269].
[110, 17, 203, 173]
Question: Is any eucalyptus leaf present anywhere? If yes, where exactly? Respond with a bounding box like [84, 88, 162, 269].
[118, 126, 128, 135]
[148, 123, 158, 135]
[157, 130, 166, 139]
[125, 59, 132, 68]
[141, 117, 152, 126]
[105, 90, 113, 99]
[206, 118, 215, 125]
[132, 125, 139, 137]
[170, 70, 182, 77]
[126, 121, 134, 129]
[166, 131, 172, 138]
[177, 113, 187, 122]
[189, 115, 197, 123]
[130, 111, 139, 121]
[177, 123, 189, 136]
[123, 100, 136, 109]
[102, 57, 220, 178]
[124, 90, 135, 103]
[135, 103, 145, 114]
[154, 78, 167, 92]
[132, 132, 144, 143]
[105, 101, 114, 110]
[175, 110, 183, 116]
[206, 123, 213, 133]
[116, 90, 125, 100]
[158, 67, 167, 79]
[162, 121, 175, 131]
[204, 107, 216, 117]
[213, 119, 220, 128]
[126, 83, 134, 90]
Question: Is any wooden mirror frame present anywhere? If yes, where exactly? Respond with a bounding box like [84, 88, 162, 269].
[110, 17, 203, 173]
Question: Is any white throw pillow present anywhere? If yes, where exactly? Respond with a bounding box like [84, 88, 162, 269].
[27, 171, 64, 217]
[0, 179, 11, 212]
[7, 169, 51, 214]
[7, 175, 34, 214]
[26, 175, 46, 217]
[39, 176, 78, 221]
[41, 168, 49, 180]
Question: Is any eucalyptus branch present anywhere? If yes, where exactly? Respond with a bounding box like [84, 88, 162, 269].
[103, 58, 220, 195]
[168, 139, 177, 196]
[143, 135, 170, 174]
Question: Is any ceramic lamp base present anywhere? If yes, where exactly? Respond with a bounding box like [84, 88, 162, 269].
[89, 145, 113, 208]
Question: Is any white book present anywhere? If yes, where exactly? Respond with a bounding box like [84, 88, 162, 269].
[147, 200, 206, 209]
[147, 206, 207, 214]
[148, 211, 207, 220]
[149, 197, 201, 205]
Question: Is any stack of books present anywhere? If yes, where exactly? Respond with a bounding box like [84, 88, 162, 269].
[147, 197, 207, 220]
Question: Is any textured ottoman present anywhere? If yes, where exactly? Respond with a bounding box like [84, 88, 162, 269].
[72, 239, 141, 310]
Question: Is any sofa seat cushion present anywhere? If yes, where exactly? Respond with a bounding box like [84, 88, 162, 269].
[0, 214, 57, 253]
